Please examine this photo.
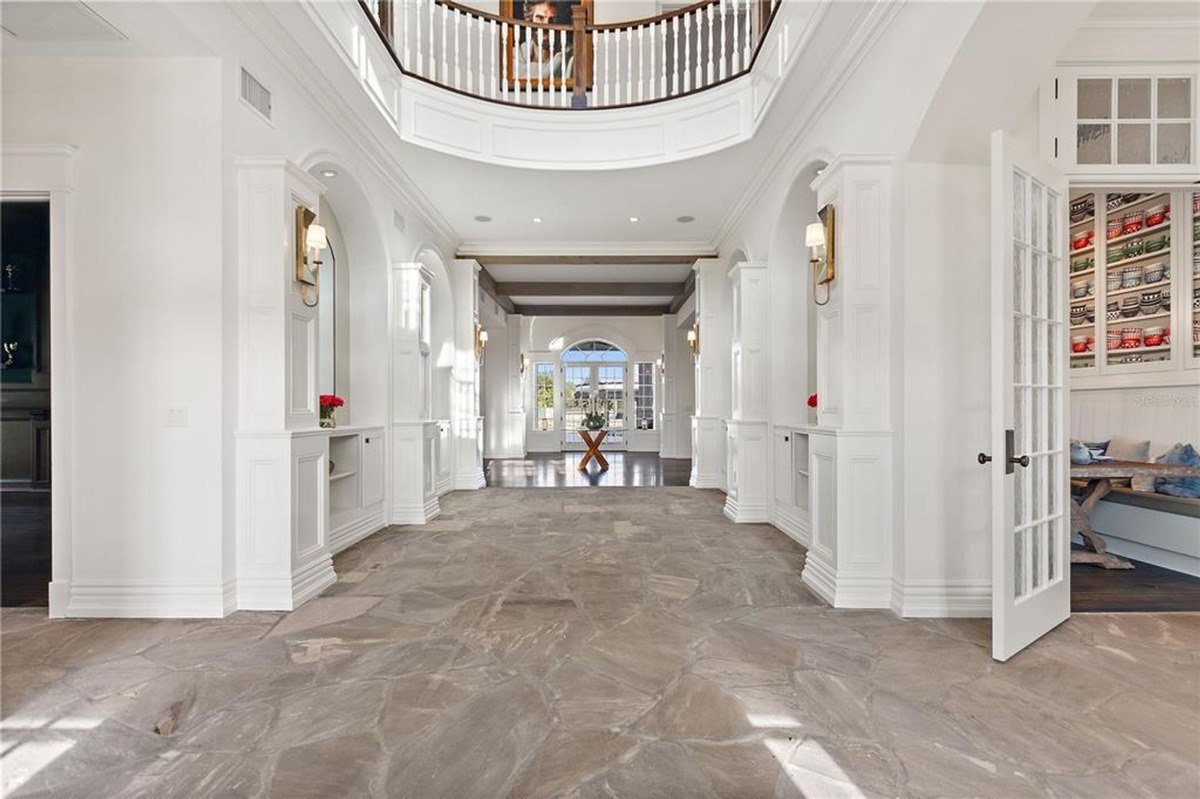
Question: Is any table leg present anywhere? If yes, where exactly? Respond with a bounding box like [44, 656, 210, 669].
[578, 430, 609, 471]
[1070, 478, 1133, 570]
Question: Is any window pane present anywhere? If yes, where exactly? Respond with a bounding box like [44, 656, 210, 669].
[1117, 78, 1151, 119]
[1077, 78, 1111, 119]
[1157, 122, 1192, 164]
[1158, 77, 1192, 119]
[534, 363, 555, 431]
[1077, 124, 1111, 164]
[1116, 123, 1151, 164]
[634, 362, 655, 430]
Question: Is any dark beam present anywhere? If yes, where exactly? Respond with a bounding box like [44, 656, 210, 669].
[668, 270, 696, 314]
[457, 253, 715, 266]
[497, 282, 683, 297]
[477, 267, 516, 313]
[514, 305, 672, 317]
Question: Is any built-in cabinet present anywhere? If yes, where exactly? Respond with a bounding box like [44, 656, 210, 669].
[326, 425, 386, 553]
[1067, 187, 1198, 379]
[772, 427, 811, 545]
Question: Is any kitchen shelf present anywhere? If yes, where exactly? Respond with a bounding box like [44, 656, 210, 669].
[1105, 279, 1170, 300]
[1104, 311, 1171, 325]
[1107, 344, 1172, 355]
[1068, 266, 1096, 279]
[1102, 219, 1171, 248]
[1106, 248, 1171, 269]
[1070, 322, 1094, 330]
[1070, 351, 1096, 358]
[1105, 192, 1169, 217]
[1070, 244, 1095, 257]
[1070, 214, 1095, 229]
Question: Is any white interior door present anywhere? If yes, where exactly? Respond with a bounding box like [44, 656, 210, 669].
[988, 130, 1071, 662]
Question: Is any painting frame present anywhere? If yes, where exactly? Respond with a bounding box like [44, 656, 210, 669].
[500, 0, 594, 92]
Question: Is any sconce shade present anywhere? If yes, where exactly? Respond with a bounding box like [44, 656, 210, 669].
[479, 330, 489, 343]
[805, 222, 825, 248]
[686, 329, 697, 343]
[306, 223, 328, 251]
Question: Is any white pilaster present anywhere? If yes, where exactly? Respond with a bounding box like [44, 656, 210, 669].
[451, 259, 485, 489]
[234, 158, 336, 611]
[390, 262, 440, 524]
[690, 259, 732, 489]
[725, 261, 770, 522]
[505, 313, 527, 457]
[800, 155, 898, 609]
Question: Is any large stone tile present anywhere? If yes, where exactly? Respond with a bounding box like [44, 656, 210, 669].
[508, 728, 638, 799]
[268, 732, 384, 798]
[637, 674, 759, 741]
[545, 662, 656, 729]
[569, 741, 716, 799]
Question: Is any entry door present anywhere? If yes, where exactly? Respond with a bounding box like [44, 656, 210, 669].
[989, 130, 1071, 662]
[561, 363, 626, 449]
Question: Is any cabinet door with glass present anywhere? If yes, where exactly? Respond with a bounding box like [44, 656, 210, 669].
[1190, 189, 1200, 368]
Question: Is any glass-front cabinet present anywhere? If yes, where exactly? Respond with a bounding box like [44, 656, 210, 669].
[1067, 187, 1198, 377]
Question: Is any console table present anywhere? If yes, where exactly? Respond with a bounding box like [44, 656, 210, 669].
[578, 429, 609, 471]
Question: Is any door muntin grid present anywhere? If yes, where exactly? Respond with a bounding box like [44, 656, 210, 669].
[1011, 167, 1067, 602]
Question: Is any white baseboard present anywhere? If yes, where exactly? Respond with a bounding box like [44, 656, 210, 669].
[292, 556, 337, 607]
[392, 496, 441, 525]
[771, 503, 811, 547]
[454, 470, 486, 490]
[800, 552, 836, 605]
[690, 473, 725, 490]
[891, 578, 991, 618]
[330, 510, 388, 555]
[723, 495, 770, 523]
[800, 550, 890, 609]
[65, 580, 228, 618]
[48, 581, 71, 618]
[222, 578, 238, 616]
[239, 556, 336, 612]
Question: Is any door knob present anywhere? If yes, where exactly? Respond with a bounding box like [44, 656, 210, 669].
[977, 453, 993, 465]
[1009, 454, 1030, 468]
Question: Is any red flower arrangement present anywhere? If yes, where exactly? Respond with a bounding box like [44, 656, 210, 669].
[807, 393, 818, 409]
[319, 394, 345, 428]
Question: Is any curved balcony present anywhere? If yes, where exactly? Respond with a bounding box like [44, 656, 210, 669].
[307, 0, 806, 169]
[360, 0, 782, 110]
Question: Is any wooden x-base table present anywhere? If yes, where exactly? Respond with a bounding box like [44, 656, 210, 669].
[1071, 460, 1200, 570]
[578, 429, 609, 471]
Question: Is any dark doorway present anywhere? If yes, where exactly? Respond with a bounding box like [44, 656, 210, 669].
[2, 200, 51, 606]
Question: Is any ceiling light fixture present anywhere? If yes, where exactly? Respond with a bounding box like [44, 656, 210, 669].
[676, 215, 695, 223]
[532, 217, 542, 223]
[629, 216, 639, 223]
[320, 169, 337, 178]
[474, 215, 492, 223]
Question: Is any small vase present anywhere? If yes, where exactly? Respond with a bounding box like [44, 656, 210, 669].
[320, 412, 335, 429]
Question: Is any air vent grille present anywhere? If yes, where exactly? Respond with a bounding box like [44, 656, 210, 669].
[239, 67, 272, 121]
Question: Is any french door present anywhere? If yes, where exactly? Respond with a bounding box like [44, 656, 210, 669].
[561, 363, 626, 450]
[988, 130, 1071, 662]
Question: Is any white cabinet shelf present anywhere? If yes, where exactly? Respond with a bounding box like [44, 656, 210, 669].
[326, 425, 386, 553]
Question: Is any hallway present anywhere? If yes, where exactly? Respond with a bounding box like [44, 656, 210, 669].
[3, 488, 1197, 797]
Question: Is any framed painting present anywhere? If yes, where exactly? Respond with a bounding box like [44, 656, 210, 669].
[501, 0, 593, 91]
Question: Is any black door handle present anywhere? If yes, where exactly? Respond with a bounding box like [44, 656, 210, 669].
[1010, 454, 1030, 468]
[977, 453, 992, 465]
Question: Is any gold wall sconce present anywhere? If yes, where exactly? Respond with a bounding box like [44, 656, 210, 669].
[656, 353, 665, 374]
[519, 353, 530, 376]
[474, 324, 488, 359]
[295, 205, 327, 307]
[806, 203, 835, 306]
[687, 324, 700, 358]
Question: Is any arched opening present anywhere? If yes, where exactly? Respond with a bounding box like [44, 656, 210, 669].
[560, 339, 629, 449]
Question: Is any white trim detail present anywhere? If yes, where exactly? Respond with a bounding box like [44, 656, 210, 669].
[891, 579, 992, 618]
[65, 581, 229, 619]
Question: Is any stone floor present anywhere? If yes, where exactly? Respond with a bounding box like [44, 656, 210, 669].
[2, 488, 1198, 798]
[484, 452, 692, 488]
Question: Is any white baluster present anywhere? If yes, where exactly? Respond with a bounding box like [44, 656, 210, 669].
[503, 22, 511, 102]
[413, 0, 422, 77]
[625, 27, 632, 103]
[683, 12, 691, 93]
[731, 0, 740, 73]
[671, 16, 678, 96]
[426, 0, 434, 79]
[706, 1, 715, 87]
[453, 8, 461, 89]
[477, 14, 484, 98]
[602, 29, 609, 106]
[557, 28, 564, 108]
[744, 0, 753, 71]
[718, 0, 727, 80]
[536, 28, 544, 106]
[658, 21, 665, 99]
[637, 26, 644, 102]
[439, 2, 447, 84]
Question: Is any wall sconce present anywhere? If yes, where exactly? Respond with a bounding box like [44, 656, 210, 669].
[656, 353, 665, 374]
[687, 324, 700, 358]
[519, 353, 529, 376]
[295, 205, 327, 308]
[807, 203, 836, 306]
[474, 324, 488, 359]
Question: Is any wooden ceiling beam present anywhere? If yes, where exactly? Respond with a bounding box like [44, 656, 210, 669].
[497, 281, 683, 297]
[668, 270, 696, 314]
[477, 267, 516, 313]
[458, 253, 714, 266]
[514, 305, 672, 317]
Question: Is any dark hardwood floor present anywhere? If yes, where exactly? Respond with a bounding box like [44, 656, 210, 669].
[1, 491, 51, 607]
[1071, 546, 1200, 613]
[484, 452, 691, 488]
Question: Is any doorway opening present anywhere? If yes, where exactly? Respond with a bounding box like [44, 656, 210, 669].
[1, 200, 52, 607]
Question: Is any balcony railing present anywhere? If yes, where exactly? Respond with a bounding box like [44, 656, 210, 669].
[360, 0, 782, 109]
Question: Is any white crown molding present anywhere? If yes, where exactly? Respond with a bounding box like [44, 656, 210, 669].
[1078, 18, 1200, 31]
[455, 240, 718, 258]
[708, 0, 906, 253]
[219, 2, 460, 247]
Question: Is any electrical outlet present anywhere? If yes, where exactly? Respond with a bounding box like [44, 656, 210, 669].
[167, 407, 190, 427]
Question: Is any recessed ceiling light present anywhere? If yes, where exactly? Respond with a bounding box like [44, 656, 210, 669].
[474, 215, 492, 223]
[676, 215, 695, 223]
[320, 169, 337, 178]
[532, 217, 542, 223]
[629, 216, 639, 223]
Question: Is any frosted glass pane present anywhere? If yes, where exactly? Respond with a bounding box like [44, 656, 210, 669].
[1047, 518, 1059, 581]
[1013, 171, 1027, 243]
[1157, 122, 1191, 164]
[1117, 123, 1151, 164]
[1031, 521, 1044, 590]
[1013, 243, 1026, 315]
[1032, 183, 1044, 253]
[1158, 77, 1192, 118]
[1077, 124, 1111, 164]
[1077, 78, 1111, 119]
[1046, 190, 1058, 257]
[1014, 530, 1027, 598]
[1014, 315, 1026, 384]
[1032, 252, 1045, 320]
[1117, 78, 1150, 118]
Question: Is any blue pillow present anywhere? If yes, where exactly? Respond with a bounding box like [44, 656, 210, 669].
[1154, 443, 1200, 498]
[1070, 441, 1094, 465]
[1084, 440, 1110, 459]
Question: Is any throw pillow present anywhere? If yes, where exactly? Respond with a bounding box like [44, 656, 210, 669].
[1104, 435, 1151, 489]
[1083, 440, 1109, 459]
[1070, 440, 1094, 465]
[1155, 443, 1200, 499]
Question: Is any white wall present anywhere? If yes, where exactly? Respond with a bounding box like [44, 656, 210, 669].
[2, 57, 227, 612]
